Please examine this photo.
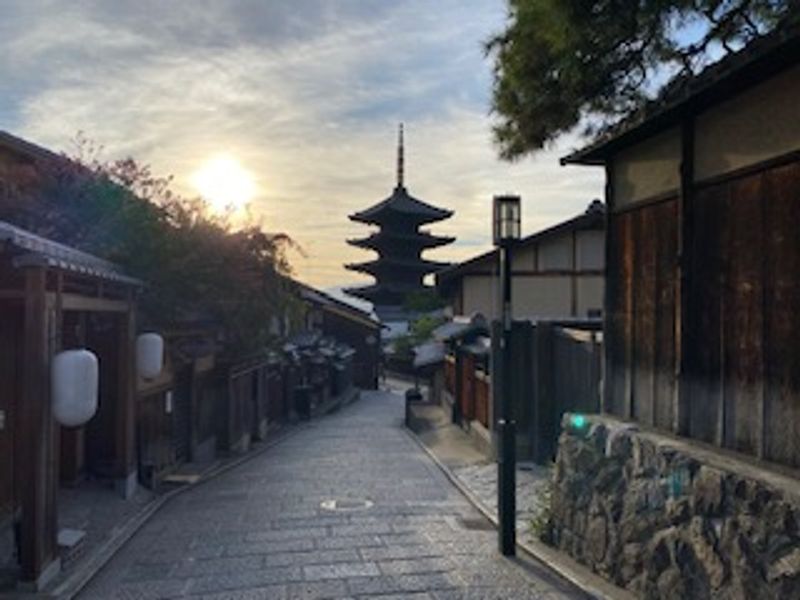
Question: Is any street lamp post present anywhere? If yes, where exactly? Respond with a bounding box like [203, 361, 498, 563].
[493, 194, 520, 557]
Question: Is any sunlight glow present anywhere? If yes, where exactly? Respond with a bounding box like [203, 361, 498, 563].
[191, 155, 256, 213]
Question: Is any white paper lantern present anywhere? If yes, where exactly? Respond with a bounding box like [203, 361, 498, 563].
[137, 333, 164, 380]
[52, 349, 99, 427]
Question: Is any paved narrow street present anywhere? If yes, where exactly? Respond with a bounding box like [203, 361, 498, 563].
[78, 390, 586, 599]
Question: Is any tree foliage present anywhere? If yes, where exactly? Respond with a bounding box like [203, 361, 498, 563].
[4, 136, 300, 356]
[487, 0, 796, 159]
[403, 288, 446, 313]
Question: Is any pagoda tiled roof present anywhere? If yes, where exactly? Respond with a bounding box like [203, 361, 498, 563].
[348, 229, 454, 250]
[343, 281, 419, 302]
[349, 185, 452, 225]
[345, 256, 450, 275]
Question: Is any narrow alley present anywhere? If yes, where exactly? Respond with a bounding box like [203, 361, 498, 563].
[77, 390, 586, 599]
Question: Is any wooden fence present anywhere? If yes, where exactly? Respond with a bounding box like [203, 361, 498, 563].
[492, 320, 602, 463]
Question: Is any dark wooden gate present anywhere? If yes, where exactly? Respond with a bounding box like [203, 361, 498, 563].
[171, 369, 192, 463]
[0, 303, 22, 569]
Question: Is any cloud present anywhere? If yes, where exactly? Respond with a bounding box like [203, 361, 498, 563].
[0, 0, 603, 288]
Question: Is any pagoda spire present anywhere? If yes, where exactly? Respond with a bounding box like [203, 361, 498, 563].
[397, 123, 404, 188]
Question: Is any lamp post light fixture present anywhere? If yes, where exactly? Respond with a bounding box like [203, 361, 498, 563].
[493, 193, 521, 557]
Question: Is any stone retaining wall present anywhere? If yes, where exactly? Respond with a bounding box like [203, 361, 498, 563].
[548, 413, 800, 599]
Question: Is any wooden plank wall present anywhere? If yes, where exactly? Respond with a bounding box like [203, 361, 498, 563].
[137, 391, 174, 481]
[0, 302, 22, 524]
[474, 373, 490, 429]
[459, 354, 475, 422]
[552, 327, 602, 418]
[608, 199, 677, 429]
[444, 357, 455, 396]
[611, 159, 800, 468]
[689, 160, 800, 466]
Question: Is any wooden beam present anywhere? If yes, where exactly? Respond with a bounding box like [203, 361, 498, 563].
[0, 290, 25, 300]
[115, 298, 137, 496]
[674, 118, 695, 435]
[19, 267, 57, 583]
[570, 231, 578, 317]
[603, 162, 615, 415]
[59, 293, 129, 313]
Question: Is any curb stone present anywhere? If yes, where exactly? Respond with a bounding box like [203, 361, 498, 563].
[403, 426, 634, 600]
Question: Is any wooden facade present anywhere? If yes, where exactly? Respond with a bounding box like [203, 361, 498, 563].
[0, 223, 139, 587]
[564, 31, 800, 469]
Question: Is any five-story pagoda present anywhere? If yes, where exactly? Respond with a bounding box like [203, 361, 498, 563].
[345, 125, 453, 320]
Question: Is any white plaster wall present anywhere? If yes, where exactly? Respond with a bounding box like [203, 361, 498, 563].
[538, 236, 572, 271]
[576, 276, 604, 317]
[514, 244, 536, 271]
[576, 230, 605, 270]
[462, 275, 498, 320]
[513, 276, 572, 319]
[613, 127, 681, 208]
[695, 64, 800, 181]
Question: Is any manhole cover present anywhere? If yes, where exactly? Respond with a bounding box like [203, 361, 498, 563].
[320, 498, 374, 512]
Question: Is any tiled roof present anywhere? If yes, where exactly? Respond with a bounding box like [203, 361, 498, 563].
[0, 220, 140, 285]
[562, 23, 800, 165]
[350, 185, 452, 224]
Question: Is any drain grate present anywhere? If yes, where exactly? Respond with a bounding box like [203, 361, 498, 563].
[320, 498, 374, 512]
[457, 516, 495, 531]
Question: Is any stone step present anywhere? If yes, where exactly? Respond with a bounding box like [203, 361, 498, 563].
[57, 528, 86, 571]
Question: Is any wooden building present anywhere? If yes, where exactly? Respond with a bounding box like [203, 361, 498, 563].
[298, 284, 381, 390]
[0, 222, 139, 588]
[436, 200, 605, 321]
[562, 28, 800, 468]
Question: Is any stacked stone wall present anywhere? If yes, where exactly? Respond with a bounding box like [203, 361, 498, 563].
[549, 414, 800, 599]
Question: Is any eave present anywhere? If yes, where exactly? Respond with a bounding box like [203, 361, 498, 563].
[561, 25, 800, 166]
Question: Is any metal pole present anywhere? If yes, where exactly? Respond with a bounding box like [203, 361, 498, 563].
[497, 241, 516, 556]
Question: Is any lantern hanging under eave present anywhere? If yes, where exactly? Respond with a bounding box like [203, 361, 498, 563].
[52, 349, 99, 427]
[136, 333, 164, 380]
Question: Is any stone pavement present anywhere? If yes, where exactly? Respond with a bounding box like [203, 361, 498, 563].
[450, 463, 552, 543]
[77, 390, 588, 599]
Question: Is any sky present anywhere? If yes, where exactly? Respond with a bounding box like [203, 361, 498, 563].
[0, 0, 604, 290]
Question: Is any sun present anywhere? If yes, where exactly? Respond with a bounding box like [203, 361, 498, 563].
[191, 155, 256, 213]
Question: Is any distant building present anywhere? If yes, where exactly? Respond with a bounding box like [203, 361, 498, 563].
[296, 283, 382, 390]
[436, 200, 605, 321]
[345, 124, 454, 321]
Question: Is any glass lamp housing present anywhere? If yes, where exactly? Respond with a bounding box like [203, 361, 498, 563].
[493, 195, 521, 245]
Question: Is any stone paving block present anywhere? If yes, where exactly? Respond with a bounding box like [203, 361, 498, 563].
[313, 534, 384, 550]
[83, 577, 189, 599]
[225, 538, 316, 557]
[432, 588, 557, 600]
[264, 548, 360, 568]
[303, 561, 380, 580]
[186, 566, 304, 594]
[171, 554, 263, 578]
[359, 543, 441, 561]
[377, 556, 452, 576]
[362, 594, 432, 600]
[378, 532, 427, 546]
[246, 527, 329, 543]
[119, 562, 175, 582]
[347, 572, 458, 596]
[285, 579, 349, 599]
[330, 523, 393, 537]
[190, 584, 289, 600]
